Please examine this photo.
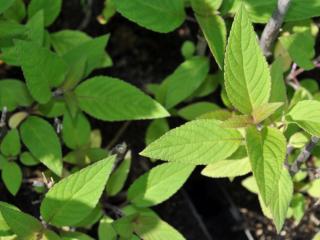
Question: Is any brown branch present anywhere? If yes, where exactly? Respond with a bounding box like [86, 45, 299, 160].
[260, 0, 292, 57]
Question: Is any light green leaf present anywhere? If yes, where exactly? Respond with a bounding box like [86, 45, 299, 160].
[145, 119, 169, 146]
[287, 100, 320, 137]
[177, 102, 219, 120]
[251, 102, 284, 123]
[28, 0, 62, 26]
[75, 76, 169, 121]
[291, 193, 305, 224]
[17, 40, 67, 104]
[20, 116, 63, 176]
[98, 217, 117, 240]
[224, 5, 271, 114]
[0, 79, 33, 111]
[221, 114, 253, 128]
[0, 129, 20, 157]
[50, 30, 91, 55]
[114, 0, 185, 33]
[308, 179, 320, 198]
[181, 40, 195, 59]
[2, 162, 22, 195]
[201, 148, 251, 178]
[289, 132, 309, 148]
[61, 231, 94, 240]
[62, 111, 91, 149]
[245, 127, 286, 206]
[192, 1, 226, 69]
[280, 31, 315, 70]
[156, 57, 209, 109]
[133, 209, 185, 240]
[191, 0, 223, 12]
[40, 156, 116, 227]
[0, 202, 43, 238]
[197, 109, 232, 121]
[269, 167, 293, 232]
[141, 119, 243, 165]
[106, 151, 131, 196]
[128, 162, 194, 207]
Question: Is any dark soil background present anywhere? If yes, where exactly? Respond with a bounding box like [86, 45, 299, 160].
[1, 0, 320, 239]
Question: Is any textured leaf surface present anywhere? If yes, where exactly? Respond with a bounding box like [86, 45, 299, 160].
[0, 202, 43, 238]
[17, 40, 67, 104]
[269, 168, 293, 232]
[224, 5, 271, 114]
[0, 79, 33, 111]
[20, 116, 62, 176]
[114, 0, 185, 33]
[40, 156, 115, 227]
[156, 57, 209, 109]
[287, 100, 320, 137]
[177, 102, 219, 120]
[75, 76, 169, 121]
[251, 102, 284, 123]
[28, 0, 62, 26]
[245, 127, 287, 206]
[128, 162, 194, 207]
[141, 120, 243, 164]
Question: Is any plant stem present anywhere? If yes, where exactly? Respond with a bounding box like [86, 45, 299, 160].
[106, 121, 131, 150]
[290, 136, 320, 175]
[260, 0, 292, 57]
[196, 31, 207, 56]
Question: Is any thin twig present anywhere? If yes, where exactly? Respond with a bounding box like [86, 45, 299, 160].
[290, 136, 320, 175]
[106, 121, 131, 150]
[260, 0, 292, 57]
[78, 0, 93, 30]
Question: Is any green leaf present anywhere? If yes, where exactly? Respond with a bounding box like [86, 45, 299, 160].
[251, 102, 284, 123]
[26, 10, 44, 45]
[224, 5, 271, 114]
[0, 129, 21, 157]
[280, 31, 315, 70]
[291, 193, 305, 224]
[40, 156, 116, 227]
[192, 1, 226, 68]
[20, 116, 63, 176]
[62, 35, 112, 78]
[75, 76, 169, 121]
[28, 0, 62, 26]
[0, 202, 43, 238]
[0, 79, 33, 111]
[201, 149, 251, 178]
[245, 127, 287, 206]
[141, 119, 242, 165]
[269, 167, 293, 232]
[0, 0, 15, 14]
[177, 102, 219, 120]
[181, 40, 195, 59]
[156, 57, 209, 109]
[98, 217, 117, 240]
[191, 73, 220, 98]
[114, 0, 185, 33]
[287, 100, 320, 137]
[289, 132, 309, 148]
[19, 151, 39, 166]
[307, 179, 320, 198]
[243, 0, 320, 23]
[62, 111, 91, 149]
[301, 79, 319, 94]
[133, 209, 185, 240]
[221, 114, 253, 128]
[73, 204, 103, 228]
[145, 119, 169, 146]
[61, 231, 94, 240]
[3, 0, 26, 22]
[106, 151, 131, 196]
[128, 162, 194, 207]
[17, 40, 67, 104]
[50, 30, 91, 55]
[2, 162, 22, 195]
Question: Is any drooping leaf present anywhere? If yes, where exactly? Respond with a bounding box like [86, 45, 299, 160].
[191, 0, 226, 68]
[0, 79, 33, 111]
[17, 40, 67, 104]
[20, 116, 63, 176]
[245, 127, 287, 206]
[62, 111, 91, 149]
[141, 120, 243, 165]
[75, 76, 169, 121]
[114, 0, 185, 33]
[224, 5, 271, 114]
[128, 162, 194, 207]
[0, 202, 43, 238]
[156, 57, 209, 109]
[40, 156, 115, 227]
[2, 162, 22, 195]
[28, 0, 62, 26]
[287, 100, 320, 137]
[0, 129, 21, 157]
[177, 102, 219, 120]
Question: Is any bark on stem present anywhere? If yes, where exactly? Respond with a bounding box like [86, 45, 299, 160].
[260, 0, 292, 57]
